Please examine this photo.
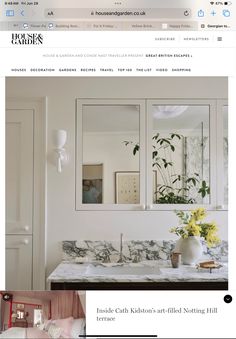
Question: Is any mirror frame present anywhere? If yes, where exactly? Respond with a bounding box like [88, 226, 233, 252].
[75, 98, 228, 211]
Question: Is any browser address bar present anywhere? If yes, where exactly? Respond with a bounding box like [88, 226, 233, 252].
[45, 8, 191, 19]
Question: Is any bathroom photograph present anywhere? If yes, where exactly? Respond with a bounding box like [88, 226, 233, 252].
[5, 76, 228, 290]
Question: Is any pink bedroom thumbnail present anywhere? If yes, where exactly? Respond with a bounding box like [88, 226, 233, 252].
[0, 291, 86, 338]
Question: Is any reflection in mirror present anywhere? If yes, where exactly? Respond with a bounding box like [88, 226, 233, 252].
[223, 106, 228, 205]
[16, 310, 25, 319]
[82, 164, 103, 203]
[151, 105, 210, 204]
[82, 105, 140, 204]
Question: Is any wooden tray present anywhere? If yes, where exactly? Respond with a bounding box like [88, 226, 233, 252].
[196, 263, 222, 273]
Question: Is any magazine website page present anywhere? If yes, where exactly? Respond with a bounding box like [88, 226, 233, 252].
[0, 0, 236, 338]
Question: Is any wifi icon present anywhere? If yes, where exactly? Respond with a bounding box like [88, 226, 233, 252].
[210, 1, 214, 4]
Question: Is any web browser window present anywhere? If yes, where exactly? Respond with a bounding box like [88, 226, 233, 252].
[0, 1, 235, 338]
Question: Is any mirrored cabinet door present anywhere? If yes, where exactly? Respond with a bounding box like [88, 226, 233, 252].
[216, 100, 228, 210]
[76, 99, 146, 210]
[146, 100, 217, 210]
[223, 105, 228, 207]
[76, 98, 227, 211]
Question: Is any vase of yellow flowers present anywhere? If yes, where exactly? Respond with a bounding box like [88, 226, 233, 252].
[170, 208, 220, 265]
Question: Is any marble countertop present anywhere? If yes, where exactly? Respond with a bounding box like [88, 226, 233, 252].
[47, 261, 228, 283]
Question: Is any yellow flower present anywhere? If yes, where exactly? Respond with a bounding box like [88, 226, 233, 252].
[206, 231, 221, 247]
[191, 208, 207, 221]
[172, 209, 221, 247]
[185, 220, 201, 236]
[208, 221, 218, 231]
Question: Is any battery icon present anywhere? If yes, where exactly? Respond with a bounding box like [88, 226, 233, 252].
[6, 10, 14, 17]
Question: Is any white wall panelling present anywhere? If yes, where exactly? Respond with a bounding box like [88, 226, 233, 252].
[6, 235, 33, 290]
[6, 99, 47, 290]
[6, 109, 34, 235]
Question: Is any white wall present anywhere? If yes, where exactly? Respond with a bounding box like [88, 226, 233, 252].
[6, 77, 228, 278]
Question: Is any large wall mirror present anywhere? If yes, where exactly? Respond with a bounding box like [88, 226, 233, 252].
[76, 99, 146, 210]
[223, 105, 229, 206]
[76, 99, 227, 211]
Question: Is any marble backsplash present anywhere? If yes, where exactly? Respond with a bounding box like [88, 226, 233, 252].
[62, 240, 228, 263]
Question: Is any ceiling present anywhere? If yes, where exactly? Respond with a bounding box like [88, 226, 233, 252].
[83, 105, 139, 133]
[82, 104, 210, 133]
